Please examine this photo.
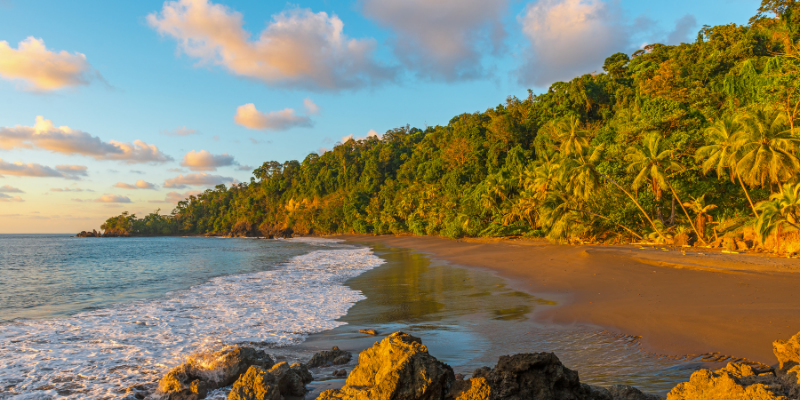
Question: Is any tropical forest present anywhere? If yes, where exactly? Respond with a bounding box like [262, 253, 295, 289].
[100, 1, 800, 253]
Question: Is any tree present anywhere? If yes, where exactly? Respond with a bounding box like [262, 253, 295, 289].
[682, 195, 718, 240]
[735, 106, 800, 189]
[696, 117, 760, 217]
[755, 183, 800, 246]
[627, 132, 706, 243]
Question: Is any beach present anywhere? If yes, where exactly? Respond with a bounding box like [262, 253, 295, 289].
[334, 235, 800, 365]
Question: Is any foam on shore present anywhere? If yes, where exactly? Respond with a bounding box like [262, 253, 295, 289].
[0, 238, 384, 399]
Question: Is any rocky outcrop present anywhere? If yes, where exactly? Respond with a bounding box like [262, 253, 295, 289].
[608, 384, 662, 400]
[774, 331, 800, 374]
[306, 346, 352, 368]
[317, 332, 455, 400]
[156, 346, 274, 400]
[76, 230, 101, 237]
[358, 329, 378, 336]
[666, 362, 799, 399]
[227, 366, 283, 400]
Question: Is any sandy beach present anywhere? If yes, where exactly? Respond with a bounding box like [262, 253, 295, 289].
[334, 235, 800, 365]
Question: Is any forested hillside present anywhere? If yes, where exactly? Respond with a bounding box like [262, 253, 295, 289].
[101, 1, 800, 248]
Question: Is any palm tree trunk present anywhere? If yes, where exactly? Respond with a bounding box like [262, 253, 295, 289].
[737, 171, 759, 218]
[573, 209, 643, 240]
[667, 182, 708, 245]
[590, 167, 667, 240]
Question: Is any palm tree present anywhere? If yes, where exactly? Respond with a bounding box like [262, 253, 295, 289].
[627, 132, 706, 244]
[735, 106, 800, 189]
[696, 117, 760, 218]
[682, 195, 718, 241]
[559, 145, 604, 201]
[755, 183, 800, 247]
[545, 116, 592, 157]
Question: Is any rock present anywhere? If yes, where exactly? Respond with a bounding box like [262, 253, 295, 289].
[666, 362, 799, 399]
[358, 329, 378, 336]
[307, 346, 353, 368]
[583, 384, 613, 400]
[735, 240, 751, 251]
[290, 362, 313, 385]
[333, 369, 347, 378]
[608, 384, 662, 400]
[447, 377, 491, 400]
[266, 362, 309, 398]
[156, 346, 274, 400]
[227, 366, 282, 400]
[723, 237, 736, 251]
[774, 331, 800, 374]
[454, 374, 465, 381]
[470, 352, 597, 400]
[673, 233, 696, 247]
[76, 230, 100, 237]
[317, 332, 455, 400]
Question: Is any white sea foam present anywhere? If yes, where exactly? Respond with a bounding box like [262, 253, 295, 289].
[0, 239, 384, 399]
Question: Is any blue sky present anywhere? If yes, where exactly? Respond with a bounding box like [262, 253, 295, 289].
[0, 0, 758, 232]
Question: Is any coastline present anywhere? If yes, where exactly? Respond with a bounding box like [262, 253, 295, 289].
[332, 234, 800, 365]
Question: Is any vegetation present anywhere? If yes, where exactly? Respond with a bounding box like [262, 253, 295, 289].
[102, 1, 800, 252]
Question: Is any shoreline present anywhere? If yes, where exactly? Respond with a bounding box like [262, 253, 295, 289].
[332, 234, 800, 365]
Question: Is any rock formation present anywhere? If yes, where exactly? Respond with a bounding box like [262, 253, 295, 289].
[317, 332, 456, 400]
[306, 346, 352, 368]
[227, 361, 313, 400]
[156, 346, 274, 400]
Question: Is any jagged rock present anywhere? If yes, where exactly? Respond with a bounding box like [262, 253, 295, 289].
[358, 329, 378, 336]
[317, 332, 455, 400]
[76, 230, 100, 237]
[471, 352, 592, 400]
[774, 331, 800, 374]
[227, 366, 282, 400]
[583, 384, 613, 400]
[666, 362, 800, 399]
[290, 362, 313, 385]
[156, 346, 274, 400]
[333, 369, 347, 378]
[267, 362, 308, 398]
[307, 346, 352, 368]
[608, 384, 662, 400]
[447, 377, 491, 400]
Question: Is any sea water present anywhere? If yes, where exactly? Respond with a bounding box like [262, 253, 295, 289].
[0, 235, 383, 399]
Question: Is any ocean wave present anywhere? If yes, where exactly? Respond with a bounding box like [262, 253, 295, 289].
[0, 239, 384, 399]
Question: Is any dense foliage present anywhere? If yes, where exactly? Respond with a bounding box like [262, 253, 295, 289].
[103, 1, 800, 248]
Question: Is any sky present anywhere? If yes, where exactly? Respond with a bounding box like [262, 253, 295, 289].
[0, 0, 758, 233]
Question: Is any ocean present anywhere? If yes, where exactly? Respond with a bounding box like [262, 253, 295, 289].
[0, 235, 383, 399]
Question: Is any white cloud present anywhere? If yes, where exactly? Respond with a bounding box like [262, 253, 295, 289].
[517, 0, 633, 87]
[0, 37, 98, 91]
[147, 0, 395, 90]
[361, 0, 508, 80]
[0, 185, 23, 193]
[161, 126, 198, 136]
[0, 193, 23, 202]
[318, 147, 329, 155]
[95, 194, 132, 203]
[304, 98, 320, 114]
[341, 129, 382, 143]
[234, 103, 313, 131]
[164, 172, 234, 188]
[237, 165, 253, 171]
[0, 159, 87, 179]
[666, 14, 697, 45]
[0, 116, 173, 163]
[150, 190, 203, 204]
[114, 180, 156, 190]
[50, 187, 85, 192]
[180, 149, 237, 171]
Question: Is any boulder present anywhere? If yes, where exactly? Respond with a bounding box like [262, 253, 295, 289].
[290, 362, 313, 385]
[470, 352, 600, 400]
[666, 362, 799, 400]
[774, 331, 800, 374]
[358, 329, 378, 336]
[156, 346, 274, 400]
[267, 362, 308, 399]
[227, 366, 282, 400]
[608, 384, 662, 400]
[317, 332, 455, 400]
[307, 346, 352, 368]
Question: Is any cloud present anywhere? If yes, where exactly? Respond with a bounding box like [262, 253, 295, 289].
[0, 37, 98, 91]
[147, 0, 395, 90]
[361, 0, 508, 81]
[180, 149, 237, 171]
[0, 185, 23, 193]
[50, 187, 85, 192]
[318, 147, 329, 155]
[149, 190, 203, 204]
[237, 165, 253, 171]
[517, 0, 636, 87]
[212, 135, 219, 141]
[114, 180, 156, 190]
[304, 98, 320, 114]
[0, 116, 173, 163]
[95, 194, 132, 203]
[0, 159, 87, 179]
[341, 129, 382, 143]
[0, 193, 23, 202]
[234, 103, 313, 131]
[164, 172, 234, 188]
[666, 14, 697, 45]
[161, 126, 198, 136]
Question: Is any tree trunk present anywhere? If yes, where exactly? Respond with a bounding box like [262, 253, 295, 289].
[590, 167, 667, 240]
[668, 182, 708, 245]
[737, 171, 759, 218]
[669, 197, 676, 226]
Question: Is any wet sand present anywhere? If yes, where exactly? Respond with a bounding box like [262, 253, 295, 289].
[333, 235, 800, 365]
[296, 244, 733, 398]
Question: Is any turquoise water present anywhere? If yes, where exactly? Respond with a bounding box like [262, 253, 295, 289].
[0, 234, 317, 322]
